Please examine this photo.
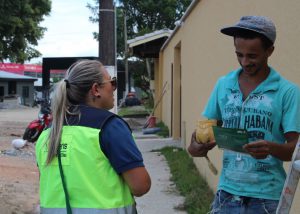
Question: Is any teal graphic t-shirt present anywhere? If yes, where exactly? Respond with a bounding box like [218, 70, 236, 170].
[203, 67, 300, 200]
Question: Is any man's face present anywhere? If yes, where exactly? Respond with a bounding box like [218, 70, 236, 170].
[234, 37, 274, 77]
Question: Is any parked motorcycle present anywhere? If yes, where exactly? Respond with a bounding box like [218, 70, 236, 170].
[23, 98, 52, 143]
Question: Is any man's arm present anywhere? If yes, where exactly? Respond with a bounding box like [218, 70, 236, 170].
[243, 132, 299, 161]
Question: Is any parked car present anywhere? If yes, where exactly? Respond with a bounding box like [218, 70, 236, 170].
[125, 92, 141, 106]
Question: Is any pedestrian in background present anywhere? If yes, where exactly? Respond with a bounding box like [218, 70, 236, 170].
[36, 59, 151, 213]
[189, 16, 300, 214]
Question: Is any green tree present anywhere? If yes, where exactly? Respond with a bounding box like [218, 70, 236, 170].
[87, 0, 192, 106]
[0, 0, 51, 63]
[87, 0, 192, 57]
[123, 0, 192, 36]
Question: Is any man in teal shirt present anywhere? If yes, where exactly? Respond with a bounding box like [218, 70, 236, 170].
[188, 16, 300, 214]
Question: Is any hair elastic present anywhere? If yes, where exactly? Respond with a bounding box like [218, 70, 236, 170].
[64, 79, 70, 88]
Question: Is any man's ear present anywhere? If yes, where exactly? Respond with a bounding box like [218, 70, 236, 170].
[267, 46, 274, 57]
[90, 83, 101, 97]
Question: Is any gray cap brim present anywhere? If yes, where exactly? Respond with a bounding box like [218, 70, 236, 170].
[220, 26, 274, 44]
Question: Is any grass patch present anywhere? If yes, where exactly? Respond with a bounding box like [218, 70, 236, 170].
[158, 147, 214, 214]
[155, 121, 169, 138]
[118, 106, 150, 117]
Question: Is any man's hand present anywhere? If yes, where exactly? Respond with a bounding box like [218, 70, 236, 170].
[243, 140, 270, 159]
[188, 131, 216, 157]
[243, 132, 299, 161]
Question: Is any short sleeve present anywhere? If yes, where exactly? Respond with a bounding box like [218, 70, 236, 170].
[281, 85, 300, 133]
[100, 117, 144, 174]
[202, 78, 222, 120]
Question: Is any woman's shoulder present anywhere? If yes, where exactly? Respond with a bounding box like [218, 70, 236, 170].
[103, 116, 132, 133]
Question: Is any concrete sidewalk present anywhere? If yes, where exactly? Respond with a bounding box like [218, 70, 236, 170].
[133, 133, 187, 214]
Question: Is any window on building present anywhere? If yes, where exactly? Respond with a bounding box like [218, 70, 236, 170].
[8, 81, 16, 95]
[0, 86, 4, 97]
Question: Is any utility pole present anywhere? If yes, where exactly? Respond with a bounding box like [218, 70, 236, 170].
[99, 0, 117, 112]
[99, 0, 115, 65]
[123, 9, 129, 95]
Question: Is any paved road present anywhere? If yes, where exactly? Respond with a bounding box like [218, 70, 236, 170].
[134, 134, 187, 214]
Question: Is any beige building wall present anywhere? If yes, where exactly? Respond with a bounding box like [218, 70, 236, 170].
[154, 53, 164, 120]
[160, 0, 300, 212]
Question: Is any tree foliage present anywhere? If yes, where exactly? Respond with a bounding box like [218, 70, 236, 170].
[87, 0, 192, 57]
[122, 0, 192, 36]
[87, 0, 192, 103]
[0, 0, 51, 63]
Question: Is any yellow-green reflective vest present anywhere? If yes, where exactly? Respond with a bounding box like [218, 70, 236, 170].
[36, 125, 136, 214]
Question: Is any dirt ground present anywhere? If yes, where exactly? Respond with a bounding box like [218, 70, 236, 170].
[0, 103, 40, 214]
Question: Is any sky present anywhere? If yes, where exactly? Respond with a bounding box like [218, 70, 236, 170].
[29, 0, 99, 63]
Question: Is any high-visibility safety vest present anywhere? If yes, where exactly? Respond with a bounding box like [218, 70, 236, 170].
[35, 111, 136, 214]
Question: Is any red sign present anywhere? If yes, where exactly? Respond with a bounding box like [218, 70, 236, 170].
[0, 63, 42, 75]
[0, 63, 69, 76]
[24, 64, 42, 72]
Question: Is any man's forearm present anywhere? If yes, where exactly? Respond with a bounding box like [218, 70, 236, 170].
[269, 141, 297, 161]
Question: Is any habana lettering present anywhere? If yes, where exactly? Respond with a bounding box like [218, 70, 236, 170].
[222, 93, 274, 134]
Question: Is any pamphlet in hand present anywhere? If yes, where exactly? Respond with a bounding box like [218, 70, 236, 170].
[212, 126, 249, 153]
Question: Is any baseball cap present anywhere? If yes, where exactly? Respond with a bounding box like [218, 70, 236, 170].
[220, 16, 276, 44]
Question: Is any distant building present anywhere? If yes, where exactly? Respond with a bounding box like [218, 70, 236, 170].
[0, 70, 37, 106]
[0, 63, 65, 78]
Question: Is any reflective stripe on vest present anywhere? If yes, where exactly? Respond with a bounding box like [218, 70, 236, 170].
[40, 204, 137, 214]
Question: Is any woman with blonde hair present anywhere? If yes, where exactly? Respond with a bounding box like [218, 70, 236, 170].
[36, 59, 151, 214]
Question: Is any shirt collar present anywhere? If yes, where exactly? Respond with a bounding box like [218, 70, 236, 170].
[226, 67, 280, 93]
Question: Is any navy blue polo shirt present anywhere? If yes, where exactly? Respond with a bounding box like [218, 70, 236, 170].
[69, 105, 144, 174]
[100, 117, 144, 174]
